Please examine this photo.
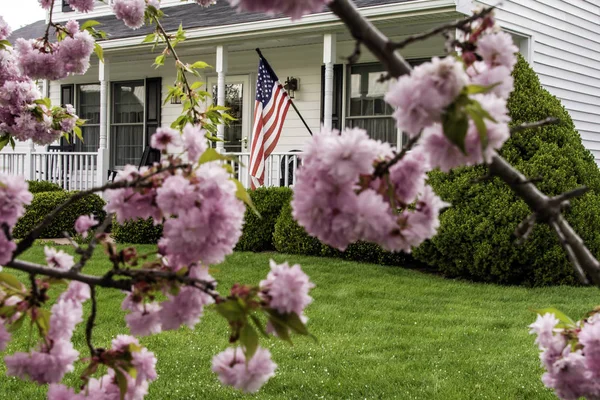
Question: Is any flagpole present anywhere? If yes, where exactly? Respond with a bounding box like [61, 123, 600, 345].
[256, 48, 313, 136]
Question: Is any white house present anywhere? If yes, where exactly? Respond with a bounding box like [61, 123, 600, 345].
[4, 0, 600, 190]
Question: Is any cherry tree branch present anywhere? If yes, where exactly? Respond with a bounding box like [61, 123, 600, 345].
[330, 0, 600, 285]
[510, 117, 560, 135]
[86, 285, 98, 356]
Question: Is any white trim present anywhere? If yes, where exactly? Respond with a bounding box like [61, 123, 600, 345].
[100, 0, 459, 50]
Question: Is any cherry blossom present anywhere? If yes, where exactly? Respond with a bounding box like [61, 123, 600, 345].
[113, 0, 147, 30]
[228, 0, 332, 20]
[212, 346, 277, 393]
[74, 214, 98, 238]
[260, 260, 314, 315]
[44, 247, 75, 271]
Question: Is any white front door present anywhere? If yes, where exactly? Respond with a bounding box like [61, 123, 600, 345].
[207, 75, 252, 153]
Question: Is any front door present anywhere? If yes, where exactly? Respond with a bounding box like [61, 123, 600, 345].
[208, 75, 251, 153]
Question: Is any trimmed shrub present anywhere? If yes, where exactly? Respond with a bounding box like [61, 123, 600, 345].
[112, 217, 163, 245]
[274, 202, 417, 267]
[13, 191, 106, 239]
[26, 181, 63, 194]
[273, 202, 323, 256]
[414, 55, 600, 286]
[236, 187, 293, 252]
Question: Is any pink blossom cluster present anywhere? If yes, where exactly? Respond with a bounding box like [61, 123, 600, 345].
[106, 125, 243, 269]
[530, 313, 600, 399]
[4, 281, 90, 384]
[0, 16, 11, 40]
[384, 29, 517, 172]
[196, 0, 216, 7]
[48, 335, 157, 400]
[15, 20, 94, 81]
[0, 174, 32, 265]
[65, 0, 96, 13]
[122, 265, 215, 335]
[292, 126, 448, 252]
[260, 260, 313, 316]
[227, 0, 331, 20]
[212, 346, 277, 393]
[0, 31, 80, 144]
[75, 214, 98, 238]
[112, 0, 147, 30]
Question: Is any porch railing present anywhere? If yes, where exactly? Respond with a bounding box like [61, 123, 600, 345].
[225, 152, 301, 188]
[0, 149, 300, 192]
[0, 150, 99, 191]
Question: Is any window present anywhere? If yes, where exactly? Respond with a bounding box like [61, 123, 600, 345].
[111, 81, 145, 168]
[77, 84, 101, 153]
[60, 83, 100, 152]
[62, 0, 72, 12]
[345, 63, 397, 144]
[110, 78, 162, 168]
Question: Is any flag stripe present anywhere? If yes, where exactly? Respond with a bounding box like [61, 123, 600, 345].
[250, 56, 292, 189]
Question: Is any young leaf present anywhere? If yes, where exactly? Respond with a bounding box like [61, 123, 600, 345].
[250, 315, 269, 338]
[142, 33, 157, 44]
[0, 135, 10, 151]
[233, 179, 259, 217]
[466, 106, 488, 150]
[442, 107, 469, 154]
[80, 20, 101, 31]
[0, 272, 23, 291]
[198, 148, 233, 164]
[94, 43, 104, 63]
[466, 82, 501, 95]
[240, 323, 259, 361]
[115, 370, 128, 400]
[191, 61, 210, 70]
[215, 299, 244, 322]
[153, 54, 166, 68]
[36, 309, 51, 337]
[284, 312, 310, 335]
[534, 307, 576, 328]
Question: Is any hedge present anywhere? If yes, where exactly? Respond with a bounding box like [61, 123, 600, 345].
[274, 202, 417, 267]
[413, 55, 600, 286]
[13, 191, 106, 239]
[112, 217, 163, 245]
[26, 181, 63, 194]
[235, 187, 293, 252]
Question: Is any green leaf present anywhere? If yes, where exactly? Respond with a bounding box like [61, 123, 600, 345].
[215, 299, 244, 322]
[190, 61, 210, 70]
[285, 312, 309, 335]
[442, 106, 470, 154]
[94, 43, 104, 63]
[190, 81, 204, 90]
[36, 309, 51, 337]
[115, 370, 128, 400]
[250, 315, 269, 338]
[8, 313, 25, 333]
[80, 20, 100, 31]
[153, 54, 166, 68]
[268, 316, 292, 344]
[466, 82, 501, 95]
[142, 33, 156, 43]
[240, 323, 259, 361]
[0, 40, 11, 47]
[534, 308, 576, 328]
[0, 272, 23, 291]
[0, 135, 10, 151]
[233, 179, 259, 217]
[466, 107, 488, 150]
[198, 148, 232, 164]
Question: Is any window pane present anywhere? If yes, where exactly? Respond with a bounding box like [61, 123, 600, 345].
[113, 82, 144, 124]
[78, 84, 100, 124]
[111, 125, 143, 167]
[346, 118, 397, 144]
[212, 83, 243, 152]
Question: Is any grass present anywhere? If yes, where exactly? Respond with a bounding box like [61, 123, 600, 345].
[1, 244, 599, 399]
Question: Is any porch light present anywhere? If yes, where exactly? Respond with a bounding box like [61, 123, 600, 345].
[284, 77, 299, 99]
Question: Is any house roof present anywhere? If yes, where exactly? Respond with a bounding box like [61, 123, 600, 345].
[11, 0, 414, 42]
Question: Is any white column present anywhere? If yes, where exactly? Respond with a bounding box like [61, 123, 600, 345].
[216, 45, 228, 153]
[323, 33, 337, 131]
[97, 57, 110, 187]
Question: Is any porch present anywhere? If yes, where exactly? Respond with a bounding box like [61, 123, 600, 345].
[3, 0, 466, 190]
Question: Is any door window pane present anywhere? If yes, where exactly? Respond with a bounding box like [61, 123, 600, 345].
[212, 83, 243, 153]
[111, 81, 145, 167]
[77, 84, 100, 152]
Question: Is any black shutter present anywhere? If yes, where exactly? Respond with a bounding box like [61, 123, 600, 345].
[145, 77, 162, 148]
[320, 64, 343, 130]
[62, 0, 72, 12]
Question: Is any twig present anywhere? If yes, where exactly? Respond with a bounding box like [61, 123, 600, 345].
[510, 117, 560, 135]
[85, 286, 97, 357]
[389, 6, 496, 50]
[71, 213, 114, 273]
[373, 132, 422, 178]
[550, 220, 589, 284]
[346, 40, 362, 64]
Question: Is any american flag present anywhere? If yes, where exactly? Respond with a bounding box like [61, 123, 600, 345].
[249, 55, 291, 189]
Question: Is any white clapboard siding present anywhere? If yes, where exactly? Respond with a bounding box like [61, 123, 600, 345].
[478, 0, 600, 162]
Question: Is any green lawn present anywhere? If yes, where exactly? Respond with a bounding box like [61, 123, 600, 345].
[0, 244, 597, 399]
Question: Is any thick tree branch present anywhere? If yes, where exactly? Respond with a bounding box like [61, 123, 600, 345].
[510, 117, 560, 135]
[330, 0, 600, 285]
[86, 286, 98, 357]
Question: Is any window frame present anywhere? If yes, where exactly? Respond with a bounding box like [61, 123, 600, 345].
[110, 79, 146, 169]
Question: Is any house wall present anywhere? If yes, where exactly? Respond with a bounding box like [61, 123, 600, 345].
[477, 0, 600, 162]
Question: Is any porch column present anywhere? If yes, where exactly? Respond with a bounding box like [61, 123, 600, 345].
[97, 57, 110, 187]
[216, 45, 228, 153]
[323, 33, 337, 130]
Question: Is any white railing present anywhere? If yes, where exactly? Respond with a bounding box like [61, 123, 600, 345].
[225, 152, 302, 189]
[0, 150, 99, 191]
[0, 152, 27, 176]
